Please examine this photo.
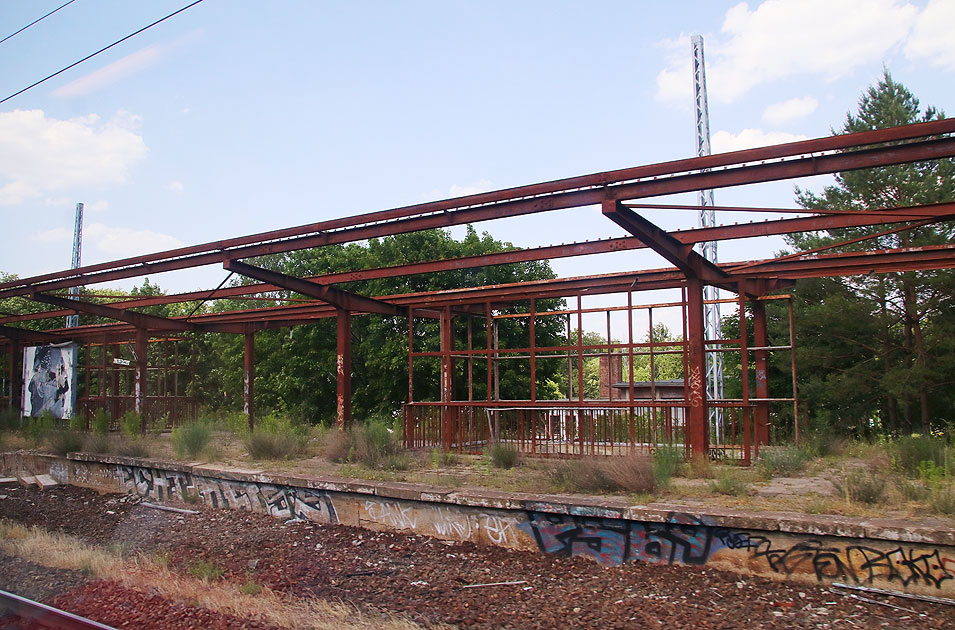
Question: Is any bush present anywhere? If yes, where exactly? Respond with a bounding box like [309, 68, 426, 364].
[114, 437, 151, 458]
[26, 413, 54, 447]
[652, 445, 683, 486]
[487, 442, 519, 469]
[895, 435, 948, 477]
[67, 414, 88, 432]
[246, 415, 310, 460]
[897, 477, 931, 502]
[756, 445, 811, 478]
[90, 409, 111, 435]
[171, 421, 213, 459]
[323, 421, 402, 469]
[84, 432, 112, 454]
[834, 468, 885, 504]
[552, 455, 656, 494]
[49, 430, 84, 456]
[930, 484, 955, 515]
[119, 411, 142, 437]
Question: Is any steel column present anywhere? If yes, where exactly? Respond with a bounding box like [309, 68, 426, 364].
[752, 300, 770, 446]
[686, 278, 709, 457]
[9, 340, 21, 412]
[440, 306, 453, 450]
[134, 327, 147, 430]
[336, 308, 352, 430]
[243, 333, 255, 432]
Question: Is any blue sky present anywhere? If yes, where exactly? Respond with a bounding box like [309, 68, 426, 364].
[1, 0, 953, 302]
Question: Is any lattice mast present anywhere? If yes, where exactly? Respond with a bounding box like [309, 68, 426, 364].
[690, 35, 724, 417]
[66, 202, 84, 328]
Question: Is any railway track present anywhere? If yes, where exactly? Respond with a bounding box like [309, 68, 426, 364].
[0, 589, 115, 630]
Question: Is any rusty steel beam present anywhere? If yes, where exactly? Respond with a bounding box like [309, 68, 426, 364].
[4, 118, 951, 294]
[223, 260, 402, 316]
[1, 121, 953, 299]
[0, 325, 64, 343]
[31, 293, 200, 333]
[5, 200, 952, 327]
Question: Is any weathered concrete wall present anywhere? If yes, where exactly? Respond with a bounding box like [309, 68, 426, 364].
[3, 450, 954, 598]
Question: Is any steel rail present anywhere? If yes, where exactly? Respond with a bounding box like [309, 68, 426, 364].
[0, 589, 117, 630]
[1, 119, 953, 298]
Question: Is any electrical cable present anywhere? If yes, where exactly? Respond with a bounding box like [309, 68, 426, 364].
[0, 0, 76, 47]
[0, 0, 204, 105]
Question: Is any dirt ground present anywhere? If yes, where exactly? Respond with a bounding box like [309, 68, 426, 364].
[1, 484, 953, 630]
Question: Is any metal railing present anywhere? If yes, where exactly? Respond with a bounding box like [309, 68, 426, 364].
[404, 401, 755, 460]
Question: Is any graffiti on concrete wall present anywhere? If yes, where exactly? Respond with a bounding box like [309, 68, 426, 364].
[519, 511, 720, 566]
[519, 510, 955, 589]
[118, 465, 338, 524]
[715, 529, 955, 589]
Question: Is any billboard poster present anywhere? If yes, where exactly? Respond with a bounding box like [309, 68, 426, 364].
[21, 343, 77, 419]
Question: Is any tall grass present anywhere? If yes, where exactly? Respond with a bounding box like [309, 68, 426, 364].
[246, 415, 311, 460]
[551, 455, 656, 494]
[651, 445, 683, 487]
[895, 435, 949, 477]
[324, 421, 405, 469]
[756, 445, 812, 478]
[171, 421, 213, 459]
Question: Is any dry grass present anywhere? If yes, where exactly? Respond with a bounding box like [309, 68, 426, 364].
[0, 520, 441, 630]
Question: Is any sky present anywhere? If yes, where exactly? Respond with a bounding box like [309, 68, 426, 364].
[1, 0, 954, 319]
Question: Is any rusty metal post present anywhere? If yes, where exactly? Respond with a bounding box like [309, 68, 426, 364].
[134, 327, 147, 432]
[336, 309, 351, 430]
[440, 306, 454, 450]
[243, 332, 255, 432]
[752, 299, 770, 447]
[686, 278, 709, 457]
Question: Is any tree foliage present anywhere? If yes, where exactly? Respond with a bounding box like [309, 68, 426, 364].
[787, 71, 955, 435]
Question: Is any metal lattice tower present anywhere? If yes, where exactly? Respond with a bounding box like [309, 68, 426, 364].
[690, 35, 724, 426]
[66, 202, 84, 328]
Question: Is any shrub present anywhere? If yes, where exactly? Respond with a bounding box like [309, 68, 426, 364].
[895, 435, 947, 477]
[551, 455, 656, 494]
[685, 453, 714, 479]
[114, 437, 151, 458]
[67, 414, 88, 432]
[26, 413, 54, 447]
[119, 411, 142, 437]
[171, 421, 212, 459]
[91, 409, 111, 435]
[487, 442, 519, 469]
[834, 468, 885, 504]
[652, 445, 683, 486]
[431, 447, 458, 468]
[83, 432, 112, 454]
[930, 484, 955, 515]
[246, 415, 310, 460]
[897, 477, 931, 502]
[707, 470, 750, 496]
[49, 430, 84, 456]
[323, 421, 401, 469]
[803, 430, 848, 458]
[756, 445, 811, 478]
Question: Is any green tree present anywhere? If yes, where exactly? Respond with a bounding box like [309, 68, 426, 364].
[788, 70, 955, 435]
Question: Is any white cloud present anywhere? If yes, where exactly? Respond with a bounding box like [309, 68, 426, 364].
[656, 0, 920, 104]
[0, 109, 146, 206]
[711, 128, 808, 153]
[32, 223, 184, 258]
[166, 180, 184, 194]
[762, 96, 818, 125]
[904, 0, 955, 70]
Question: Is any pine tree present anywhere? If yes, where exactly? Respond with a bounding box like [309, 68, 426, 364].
[789, 70, 955, 435]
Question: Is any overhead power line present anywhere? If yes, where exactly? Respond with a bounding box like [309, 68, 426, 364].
[0, 0, 204, 105]
[0, 0, 77, 47]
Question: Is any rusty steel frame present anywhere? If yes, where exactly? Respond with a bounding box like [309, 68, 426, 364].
[0, 120, 952, 457]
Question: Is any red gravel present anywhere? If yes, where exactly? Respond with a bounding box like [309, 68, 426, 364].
[1, 485, 954, 629]
[50, 580, 279, 630]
